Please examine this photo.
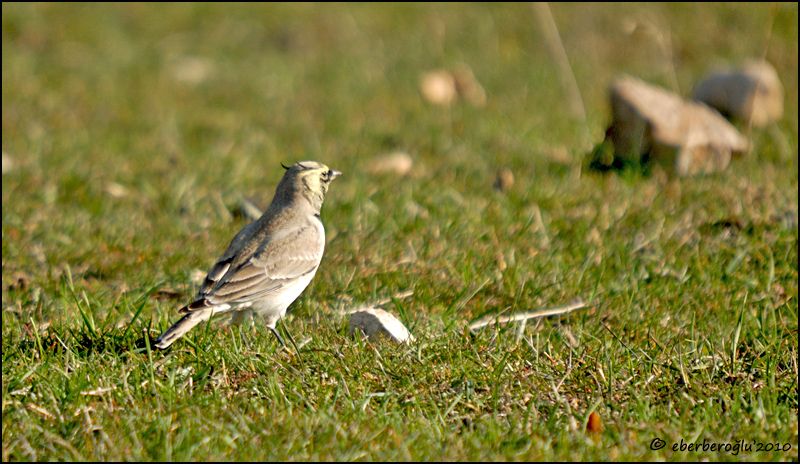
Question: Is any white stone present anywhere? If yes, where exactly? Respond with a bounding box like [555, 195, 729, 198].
[349, 307, 414, 344]
[420, 70, 457, 106]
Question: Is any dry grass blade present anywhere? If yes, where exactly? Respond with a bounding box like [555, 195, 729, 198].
[531, 2, 586, 122]
[81, 387, 115, 397]
[469, 299, 588, 331]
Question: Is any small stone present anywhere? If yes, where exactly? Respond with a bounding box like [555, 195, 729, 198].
[452, 65, 487, 107]
[104, 182, 128, 198]
[170, 56, 213, 85]
[692, 60, 783, 127]
[493, 168, 514, 191]
[349, 307, 414, 344]
[2, 151, 12, 174]
[420, 70, 458, 106]
[368, 151, 413, 176]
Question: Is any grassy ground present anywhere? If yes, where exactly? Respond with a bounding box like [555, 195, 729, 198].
[2, 3, 798, 461]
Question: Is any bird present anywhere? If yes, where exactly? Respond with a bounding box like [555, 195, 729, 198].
[154, 160, 342, 349]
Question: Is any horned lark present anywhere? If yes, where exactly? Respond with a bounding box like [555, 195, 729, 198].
[155, 161, 341, 349]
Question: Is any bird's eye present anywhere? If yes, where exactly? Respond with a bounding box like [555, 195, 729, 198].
[321, 170, 331, 181]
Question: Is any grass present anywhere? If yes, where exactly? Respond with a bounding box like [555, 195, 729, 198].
[2, 2, 798, 461]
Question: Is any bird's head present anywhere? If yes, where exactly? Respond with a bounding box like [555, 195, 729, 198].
[275, 160, 342, 212]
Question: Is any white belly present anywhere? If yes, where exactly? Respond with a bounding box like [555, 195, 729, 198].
[261, 270, 317, 321]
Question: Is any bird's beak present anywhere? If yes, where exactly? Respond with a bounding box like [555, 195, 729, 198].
[330, 169, 343, 179]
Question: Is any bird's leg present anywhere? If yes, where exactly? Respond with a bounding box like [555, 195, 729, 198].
[268, 326, 287, 347]
[281, 323, 303, 356]
[269, 323, 302, 358]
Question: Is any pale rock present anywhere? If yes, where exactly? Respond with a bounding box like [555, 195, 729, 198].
[452, 65, 487, 107]
[692, 60, 783, 127]
[368, 151, 413, 176]
[420, 70, 457, 106]
[493, 168, 515, 192]
[2, 151, 12, 174]
[420, 66, 486, 107]
[606, 76, 749, 176]
[349, 307, 414, 344]
[170, 56, 213, 85]
[104, 182, 128, 198]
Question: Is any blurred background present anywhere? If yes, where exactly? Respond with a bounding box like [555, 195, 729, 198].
[3, 3, 796, 179]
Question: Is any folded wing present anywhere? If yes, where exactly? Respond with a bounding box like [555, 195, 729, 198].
[181, 222, 323, 313]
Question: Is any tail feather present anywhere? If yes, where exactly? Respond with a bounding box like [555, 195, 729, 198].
[155, 308, 214, 349]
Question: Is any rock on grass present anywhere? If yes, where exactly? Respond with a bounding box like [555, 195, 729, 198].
[604, 75, 749, 176]
[692, 60, 783, 128]
[368, 151, 413, 176]
[349, 307, 414, 344]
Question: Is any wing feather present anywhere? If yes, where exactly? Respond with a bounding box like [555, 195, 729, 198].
[185, 220, 323, 311]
